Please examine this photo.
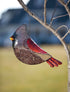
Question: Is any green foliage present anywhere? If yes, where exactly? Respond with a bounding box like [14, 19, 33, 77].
[0, 45, 67, 92]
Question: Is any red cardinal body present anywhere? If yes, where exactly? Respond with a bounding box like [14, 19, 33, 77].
[10, 25, 62, 67]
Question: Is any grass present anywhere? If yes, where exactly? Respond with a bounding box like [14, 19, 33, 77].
[0, 45, 67, 92]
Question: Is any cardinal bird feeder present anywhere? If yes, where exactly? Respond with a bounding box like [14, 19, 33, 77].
[10, 25, 62, 67]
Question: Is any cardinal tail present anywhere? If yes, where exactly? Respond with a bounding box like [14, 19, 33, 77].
[46, 57, 62, 67]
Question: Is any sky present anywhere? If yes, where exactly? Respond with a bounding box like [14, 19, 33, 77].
[0, 0, 30, 18]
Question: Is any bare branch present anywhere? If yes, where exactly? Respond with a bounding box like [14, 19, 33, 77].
[68, 29, 70, 34]
[49, 2, 69, 26]
[50, 3, 57, 26]
[44, 0, 47, 24]
[49, 13, 68, 26]
[58, 0, 70, 17]
[62, 30, 70, 40]
[66, 0, 70, 6]
[18, 0, 45, 25]
[17, 0, 55, 34]
[56, 25, 68, 32]
[58, 0, 66, 6]
[65, 6, 70, 17]
[53, 13, 68, 20]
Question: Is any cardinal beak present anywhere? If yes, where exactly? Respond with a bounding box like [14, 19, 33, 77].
[10, 36, 14, 41]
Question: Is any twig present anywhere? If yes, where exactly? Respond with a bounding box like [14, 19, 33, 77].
[66, 0, 70, 6]
[58, 0, 70, 17]
[56, 25, 68, 32]
[58, 0, 66, 6]
[49, 13, 68, 26]
[53, 13, 68, 20]
[50, 2, 57, 26]
[49, 1, 68, 26]
[44, 0, 47, 24]
[62, 30, 70, 40]
[17, 0, 44, 25]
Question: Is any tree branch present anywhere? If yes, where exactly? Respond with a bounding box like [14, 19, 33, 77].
[66, 0, 70, 6]
[58, 0, 66, 6]
[44, 0, 47, 24]
[18, 0, 47, 27]
[53, 13, 68, 20]
[17, 0, 55, 34]
[62, 30, 70, 40]
[50, 3, 57, 26]
[58, 0, 70, 17]
[49, 3, 68, 26]
[56, 25, 68, 32]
